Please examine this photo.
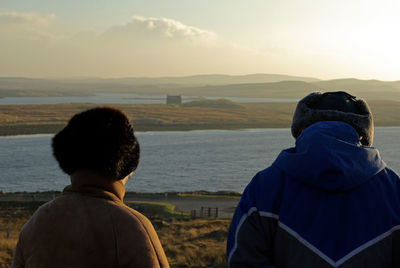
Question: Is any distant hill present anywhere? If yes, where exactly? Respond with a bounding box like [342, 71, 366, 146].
[0, 75, 399, 100]
[109, 73, 320, 86]
[311, 79, 400, 100]
[168, 81, 322, 98]
[0, 77, 145, 92]
[0, 74, 318, 90]
[0, 74, 318, 98]
[313, 78, 400, 91]
[0, 77, 160, 97]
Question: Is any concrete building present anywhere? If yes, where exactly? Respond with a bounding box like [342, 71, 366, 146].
[166, 95, 182, 105]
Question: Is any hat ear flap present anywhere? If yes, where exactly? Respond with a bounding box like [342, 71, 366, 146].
[354, 98, 374, 146]
[355, 99, 371, 115]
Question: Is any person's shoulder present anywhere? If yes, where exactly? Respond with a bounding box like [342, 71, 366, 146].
[108, 201, 154, 230]
[375, 166, 400, 190]
[73, 197, 161, 249]
[248, 165, 286, 195]
[240, 165, 286, 215]
[380, 166, 400, 179]
[107, 201, 168, 265]
[18, 197, 64, 235]
[28, 193, 87, 218]
[256, 164, 285, 181]
[25, 196, 68, 220]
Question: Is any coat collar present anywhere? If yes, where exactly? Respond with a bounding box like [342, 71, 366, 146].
[63, 169, 126, 202]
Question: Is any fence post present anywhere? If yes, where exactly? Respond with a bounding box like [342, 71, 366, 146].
[215, 207, 218, 218]
[191, 210, 196, 219]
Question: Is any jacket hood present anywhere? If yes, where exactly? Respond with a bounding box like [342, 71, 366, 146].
[274, 121, 385, 192]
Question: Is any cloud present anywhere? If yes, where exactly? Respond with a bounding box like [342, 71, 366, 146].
[0, 13, 276, 77]
[100, 16, 216, 46]
[134, 16, 214, 39]
[0, 12, 58, 40]
[0, 12, 399, 79]
[0, 12, 55, 26]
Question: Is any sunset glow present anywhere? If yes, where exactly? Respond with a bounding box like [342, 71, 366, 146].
[1, 0, 399, 80]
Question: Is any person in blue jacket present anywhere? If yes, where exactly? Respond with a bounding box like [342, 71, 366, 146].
[226, 91, 400, 268]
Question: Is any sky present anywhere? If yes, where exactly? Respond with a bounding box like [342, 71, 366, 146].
[1, 0, 400, 80]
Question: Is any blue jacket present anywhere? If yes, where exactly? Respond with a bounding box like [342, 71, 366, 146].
[227, 121, 400, 268]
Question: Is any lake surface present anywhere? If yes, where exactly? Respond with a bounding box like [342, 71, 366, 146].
[0, 128, 399, 193]
[0, 93, 296, 105]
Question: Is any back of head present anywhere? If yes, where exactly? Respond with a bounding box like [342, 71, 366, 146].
[52, 107, 140, 180]
[291, 91, 374, 146]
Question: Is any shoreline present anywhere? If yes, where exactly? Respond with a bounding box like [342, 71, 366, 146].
[0, 190, 241, 198]
[0, 125, 290, 137]
[1, 125, 399, 138]
[0, 123, 292, 137]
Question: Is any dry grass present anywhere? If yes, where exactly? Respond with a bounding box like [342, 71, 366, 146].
[1, 100, 399, 136]
[0, 102, 295, 135]
[0, 102, 294, 125]
[0, 209, 32, 268]
[157, 219, 229, 268]
[0, 100, 398, 135]
[0, 239, 17, 268]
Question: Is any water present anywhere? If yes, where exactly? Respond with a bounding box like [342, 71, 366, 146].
[0, 93, 296, 105]
[0, 93, 169, 105]
[0, 128, 398, 193]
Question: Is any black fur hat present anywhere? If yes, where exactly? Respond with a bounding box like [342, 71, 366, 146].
[52, 107, 140, 180]
[291, 91, 374, 146]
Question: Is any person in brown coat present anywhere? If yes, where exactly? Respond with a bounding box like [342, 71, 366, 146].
[12, 107, 169, 268]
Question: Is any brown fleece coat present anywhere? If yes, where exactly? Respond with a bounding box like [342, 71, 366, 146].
[12, 178, 169, 268]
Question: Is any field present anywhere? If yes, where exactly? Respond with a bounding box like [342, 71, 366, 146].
[0, 211, 27, 267]
[0, 100, 399, 136]
[0, 199, 231, 268]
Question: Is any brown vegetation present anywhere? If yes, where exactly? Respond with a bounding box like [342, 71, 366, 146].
[0, 100, 398, 136]
[0, 206, 34, 268]
[158, 219, 229, 268]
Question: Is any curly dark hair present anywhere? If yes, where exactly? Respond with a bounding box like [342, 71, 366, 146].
[52, 107, 140, 180]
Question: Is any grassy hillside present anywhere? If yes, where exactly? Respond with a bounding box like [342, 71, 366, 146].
[0, 100, 399, 136]
[159, 219, 229, 267]
[0, 101, 295, 135]
[182, 99, 246, 109]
